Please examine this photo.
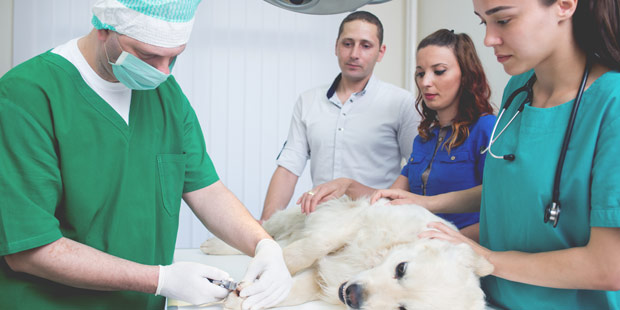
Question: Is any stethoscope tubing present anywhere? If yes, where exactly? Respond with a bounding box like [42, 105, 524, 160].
[480, 59, 591, 227]
[551, 58, 590, 203]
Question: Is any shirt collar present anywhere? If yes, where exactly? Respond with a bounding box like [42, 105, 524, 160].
[325, 73, 376, 100]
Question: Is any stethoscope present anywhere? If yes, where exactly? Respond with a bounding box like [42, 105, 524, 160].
[481, 58, 591, 228]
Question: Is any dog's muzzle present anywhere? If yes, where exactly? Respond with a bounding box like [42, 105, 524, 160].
[339, 281, 363, 309]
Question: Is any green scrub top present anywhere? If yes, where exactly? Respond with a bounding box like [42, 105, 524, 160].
[0, 52, 219, 309]
[480, 69, 620, 309]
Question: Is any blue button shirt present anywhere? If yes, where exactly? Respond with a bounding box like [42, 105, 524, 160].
[401, 114, 496, 228]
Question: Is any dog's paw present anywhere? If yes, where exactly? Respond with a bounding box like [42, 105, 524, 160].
[223, 282, 251, 310]
[222, 294, 243, 310]
[200, 237, 243, 255]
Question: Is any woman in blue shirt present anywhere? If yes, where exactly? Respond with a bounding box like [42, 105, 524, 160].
[377, 0, 620, 309]
[297, 29, 496, 241]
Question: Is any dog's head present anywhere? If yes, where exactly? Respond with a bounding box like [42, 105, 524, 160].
[338, 239, 493, 310]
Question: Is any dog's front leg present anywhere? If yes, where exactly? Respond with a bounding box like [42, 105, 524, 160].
[284, 235, 347, 275]
[200, 237, 244, 255]
[275, 268, 324, 307]
[223, 269, 322, 309]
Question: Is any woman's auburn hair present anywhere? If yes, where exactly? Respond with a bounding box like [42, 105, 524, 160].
[415, 29, 494, 152]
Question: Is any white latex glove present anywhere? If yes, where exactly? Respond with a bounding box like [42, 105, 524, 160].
[240, 239, 292, 310]
[155, 261, 230, 305]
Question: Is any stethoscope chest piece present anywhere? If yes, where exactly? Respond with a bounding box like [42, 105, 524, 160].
[544, 202, 561, 228]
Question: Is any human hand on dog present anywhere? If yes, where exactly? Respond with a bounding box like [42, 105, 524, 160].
[155, 262, 230, 305]
[418, 222, 492, 265]
[239, 239, 292, 310]
[297, 178, 353, 215]
[371, 188, 429, 206]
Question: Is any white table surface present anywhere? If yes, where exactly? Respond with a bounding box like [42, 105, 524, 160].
[167, 249, 343, 310]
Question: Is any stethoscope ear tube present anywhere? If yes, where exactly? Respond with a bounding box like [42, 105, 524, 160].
[482, 75, 537, 160]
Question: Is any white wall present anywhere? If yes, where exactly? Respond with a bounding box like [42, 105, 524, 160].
[4, 0, 511, 249]
[9, 0, 351, 248]
[0, 0, 12, 76]
[173, 2, 346, 247]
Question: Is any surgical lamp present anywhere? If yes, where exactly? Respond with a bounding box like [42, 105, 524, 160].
[263, 0, 393, 15]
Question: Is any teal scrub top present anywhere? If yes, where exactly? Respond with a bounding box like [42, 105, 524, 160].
[480, 69, 620, 309]
[0, 51, 219, 309]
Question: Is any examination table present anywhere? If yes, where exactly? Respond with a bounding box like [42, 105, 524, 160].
[169, 249, 499, 310]
[167, 249, 343, 310]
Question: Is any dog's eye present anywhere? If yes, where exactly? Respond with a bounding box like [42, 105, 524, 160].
[398, 306, 407, 310]
[395, 262, 408, 279]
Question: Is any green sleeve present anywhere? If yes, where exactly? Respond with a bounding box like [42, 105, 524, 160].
[180, 94, 220, 193]
[0, 98, 63, 255]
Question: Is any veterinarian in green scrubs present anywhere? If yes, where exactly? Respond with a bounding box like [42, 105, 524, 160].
[374, 0, 620, 309]
[0, 1, 291, 309]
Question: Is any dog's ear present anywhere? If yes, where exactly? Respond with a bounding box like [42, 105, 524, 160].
[455, 243, 494, 277]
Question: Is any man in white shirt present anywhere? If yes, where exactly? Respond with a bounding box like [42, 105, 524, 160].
[260, 11, 420, 221]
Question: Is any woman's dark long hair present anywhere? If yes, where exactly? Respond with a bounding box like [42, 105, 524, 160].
[542, 0, 620, 70]
[415, 29, 494, 152]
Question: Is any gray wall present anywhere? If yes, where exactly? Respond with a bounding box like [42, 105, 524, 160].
[417, 0, 510, 108]
[363, 0, 409, 89]
[0, 0, 12, 76]
[0, 0, 510, 105]
[3, 0, 512, 248]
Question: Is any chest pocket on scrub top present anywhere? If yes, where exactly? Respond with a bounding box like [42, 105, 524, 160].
[157, 153, 186, 216]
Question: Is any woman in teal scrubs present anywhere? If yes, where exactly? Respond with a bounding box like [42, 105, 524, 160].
[374, 0, 620, 309]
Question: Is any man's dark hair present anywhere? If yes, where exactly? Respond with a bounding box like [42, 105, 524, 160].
[337, 11, 384, 45]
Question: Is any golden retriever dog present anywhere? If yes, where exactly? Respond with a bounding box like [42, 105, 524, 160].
[201, 197, 493, 310]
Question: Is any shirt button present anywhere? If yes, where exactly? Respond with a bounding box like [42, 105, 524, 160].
[451, 156, 456, 160]
[342, 113, 347, 116]
[349, 99, 353, 102]
[338, 128, 344, 131]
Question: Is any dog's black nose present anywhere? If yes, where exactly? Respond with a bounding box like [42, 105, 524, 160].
[340, 282, 363, 309]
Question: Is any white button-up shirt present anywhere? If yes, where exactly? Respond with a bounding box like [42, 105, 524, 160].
[276, 75, 420, 188]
